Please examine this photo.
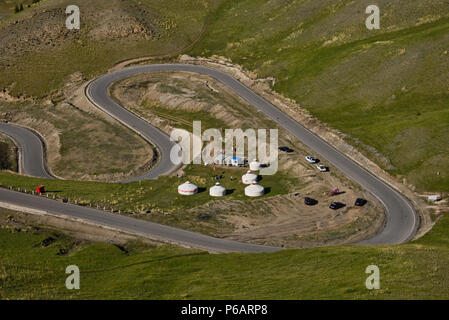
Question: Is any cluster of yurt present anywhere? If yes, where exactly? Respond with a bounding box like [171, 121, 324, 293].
[245, 159, 264, 196]
[178, 159, 266, 198]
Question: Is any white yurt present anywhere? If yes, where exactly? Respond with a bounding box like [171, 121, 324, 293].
[249, 159, 261, 171]
[242, 170, 258, 184]
[209, 182, 226, 197]
[245, 182, 265, 197]
[178, 181, 198, 196]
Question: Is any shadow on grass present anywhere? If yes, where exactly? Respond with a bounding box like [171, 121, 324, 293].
[197, 187, 207, 194]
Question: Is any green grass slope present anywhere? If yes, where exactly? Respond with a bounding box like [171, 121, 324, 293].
[1, 208, 448, 299]
[0, 163, 298, 237]
[0, 0, 217, 98]
[190, 0, 449, 192]
[0, 135, 17, 171]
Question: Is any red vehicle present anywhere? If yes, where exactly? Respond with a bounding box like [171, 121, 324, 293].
[36, 185, 45, 194]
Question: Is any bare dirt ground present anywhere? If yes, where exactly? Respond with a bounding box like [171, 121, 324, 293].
[110, 70, 384, 248]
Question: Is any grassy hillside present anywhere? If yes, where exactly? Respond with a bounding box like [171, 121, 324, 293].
[0, 163, 299, 238]
[0, 0, 218, 180]
[0, 0, 217, 98]
[0, 135, 17, 171]
[1, 206, 448, 299]
[190, 0, 449, 193]
[3, 0, 447, 191]
[0, 1, 35, 20]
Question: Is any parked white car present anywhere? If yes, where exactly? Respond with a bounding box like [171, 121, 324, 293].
[305, 156, 318, 163]
[316, 164, 328, 172]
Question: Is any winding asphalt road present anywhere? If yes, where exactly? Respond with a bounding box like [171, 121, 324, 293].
[0, 122, 53, 179]
[0, 189, 279, 253]
[0, 64, 418, 251]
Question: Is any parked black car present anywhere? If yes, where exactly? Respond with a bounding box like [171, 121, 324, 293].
[329, 201, 345, 210]
[355, 198, 367, 206]
[304, 197, 318, 206]
[279, 146, 294, 153]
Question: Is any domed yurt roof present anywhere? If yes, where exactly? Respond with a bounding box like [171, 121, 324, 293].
[249, 159, 261, 171]
[178, 181, 198, 195]
[242, 170, 258, 184]
[209, 182, 226, 197]
[245, 182, 265, 197]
